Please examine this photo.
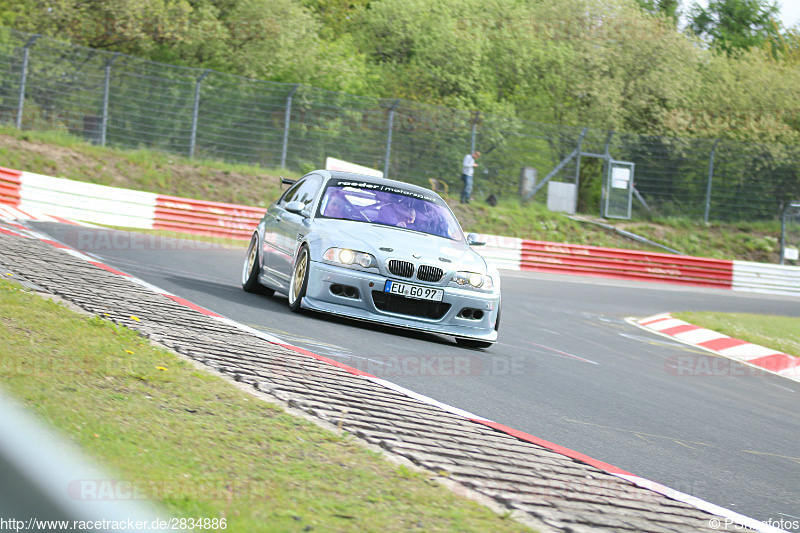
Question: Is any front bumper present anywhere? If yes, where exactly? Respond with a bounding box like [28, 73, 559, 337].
[301, 261, 499, 343]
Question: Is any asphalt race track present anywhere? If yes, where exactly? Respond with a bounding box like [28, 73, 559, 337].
[32, 222, 800, 531]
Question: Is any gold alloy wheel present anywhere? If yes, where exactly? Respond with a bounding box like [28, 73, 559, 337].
[244, 238, 257, 282]
[290, 249, 308, 304]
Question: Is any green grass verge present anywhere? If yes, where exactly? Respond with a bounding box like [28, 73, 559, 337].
[672, 311, 800, 358]
[0, 277, 531, 532]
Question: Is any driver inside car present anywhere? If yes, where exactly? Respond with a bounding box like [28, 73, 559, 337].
[396, 203, 416, 229]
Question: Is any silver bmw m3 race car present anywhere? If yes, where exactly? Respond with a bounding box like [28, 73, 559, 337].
[242, 170, 501, 348]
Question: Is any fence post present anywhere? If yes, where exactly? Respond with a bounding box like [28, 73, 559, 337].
[100, 53, 120, 147]
[470, 112, 480, 154]
[189, 69, 211, 158]
[573, 126, 587, 189]
[781, 203, 788, 266]
[599, 131, 614, 217]
[15, 34, 41, 129]
[704, 139, 720, 223]
[280, 84, 299, 169]
[383, 100, 400, 178]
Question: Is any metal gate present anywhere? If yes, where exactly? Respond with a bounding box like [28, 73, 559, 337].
[603, 160, 635, 219]
[781, 202, 800, 265]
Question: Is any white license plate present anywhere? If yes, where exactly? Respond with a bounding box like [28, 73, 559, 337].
[384, 280, 444, 301]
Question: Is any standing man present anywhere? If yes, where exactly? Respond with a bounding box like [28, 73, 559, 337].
[460, 150, 480, 204]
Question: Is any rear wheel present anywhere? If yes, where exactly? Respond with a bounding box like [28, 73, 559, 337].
[288, 244, 310, 312]
[242, 233, 275, 296]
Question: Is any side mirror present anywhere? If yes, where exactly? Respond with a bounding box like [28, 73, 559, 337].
[466, 233, 485, 246]
[284, 201, 306, 215]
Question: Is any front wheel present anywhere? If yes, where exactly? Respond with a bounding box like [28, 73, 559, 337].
[288, 244, 310, 313]
[242, 233, 275, 296]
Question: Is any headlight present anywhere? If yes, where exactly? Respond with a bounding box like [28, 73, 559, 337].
[452, 271, 493, 290]
[324, 247, 377, 269]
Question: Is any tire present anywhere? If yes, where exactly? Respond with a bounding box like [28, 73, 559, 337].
[242, 233, 275, 296]
[288, 244, 310, 313]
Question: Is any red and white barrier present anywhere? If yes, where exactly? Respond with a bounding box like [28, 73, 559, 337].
[0, 166, 264, 238]
[24, 171, 157, 229]
[0, 167, 22, 207]
[154, 195, 265, 240]
[1, 166, 157, 228]
[517, 239, 733, 289]
[475, 235, 735, 290]
[475, 235, 799, 296]
[477, 235, 523, 271]
[1, 165, 798, 296]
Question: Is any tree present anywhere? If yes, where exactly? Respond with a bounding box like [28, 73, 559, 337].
[763, 25, 800, 64]
[663, 45, 800, 144]
[687, 0, 781, 54]
[3, 0, 370, 93]
[3, 0, 228, 60]
[358, 0, 705, 132]
[220, 0, 373, 92]
[300, 0, 371, 36]
[634, 0, 680, 25]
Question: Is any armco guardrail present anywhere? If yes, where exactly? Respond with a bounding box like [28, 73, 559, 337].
[519, 240, 734, 288]
[1, 165, 157, 229]
[1, 165, 798, 296]
[154, 196, 265, 240]
[0, 166, 22, 206]
[0, 166, 264, 238]
[478, 237, 798, 296]
[23, 172, 158, 229]
[733, 261, 800, 297]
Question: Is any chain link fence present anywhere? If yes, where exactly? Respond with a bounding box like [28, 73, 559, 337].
[1, 27, 798, 222]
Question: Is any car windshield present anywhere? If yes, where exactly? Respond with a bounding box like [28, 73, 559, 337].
[317, 179, 464, 241]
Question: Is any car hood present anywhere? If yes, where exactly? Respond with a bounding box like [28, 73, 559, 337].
[321, 222, 487, 272]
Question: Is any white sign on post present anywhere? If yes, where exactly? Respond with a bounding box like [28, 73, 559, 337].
[611, 166, 631, 189]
